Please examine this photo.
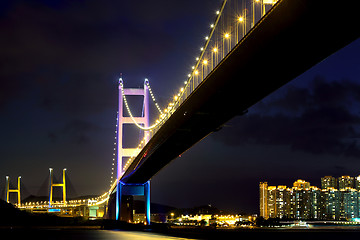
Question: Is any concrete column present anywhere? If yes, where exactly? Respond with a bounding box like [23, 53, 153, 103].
[116, 181, 122, 220]
[117, 79, 124, 178]
[144, 181, 151, 225]
[62, 168, 67, 204]
[49, 168, 53, 206]
[143, 80, 150, 143]
[5, 176, 9, 203]
[17, 176, 21, 205]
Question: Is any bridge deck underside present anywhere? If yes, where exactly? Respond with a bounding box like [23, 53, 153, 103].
[121, 0, 360, 184]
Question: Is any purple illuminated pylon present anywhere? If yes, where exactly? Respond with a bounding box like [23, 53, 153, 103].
[116, 77, 150, 221]
[117, 78, 149, 178]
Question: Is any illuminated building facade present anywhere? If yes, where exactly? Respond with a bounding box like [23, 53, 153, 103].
[319, 187, 340, 220]
[259, 182, 268, 218]
[171, 214, 256, 226]
[339, 188, 359, 219]
[260, 176, 360, 220]
[338, 176, 354, 190]
[321, 176, 337, 189]
[355, 176, 360, 191]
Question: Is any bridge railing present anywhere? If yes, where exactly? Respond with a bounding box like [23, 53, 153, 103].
[122, 0, 279, 173]
[18, 191, 110, 209]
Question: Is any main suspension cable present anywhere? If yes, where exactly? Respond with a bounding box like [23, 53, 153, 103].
[145, 78, 163, 115]
[119, 78, 165, 131]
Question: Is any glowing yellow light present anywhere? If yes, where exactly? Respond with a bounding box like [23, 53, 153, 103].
[213, 47, 218, 53]
[180, 88, 184, 92]
[224, 33, 230, 39]
[174, 95, 178, 101]
[194, 70, 199, 75]
[203, 59, 208, 65]
[238, 16, 244, 22]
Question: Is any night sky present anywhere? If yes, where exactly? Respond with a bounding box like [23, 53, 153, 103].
[1, 0, 359, 214]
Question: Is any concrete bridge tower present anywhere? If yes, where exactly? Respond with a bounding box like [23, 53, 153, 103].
[5, 176, 21, 205]
[49, 168, 67, 206]
[115, 78, 151, 224]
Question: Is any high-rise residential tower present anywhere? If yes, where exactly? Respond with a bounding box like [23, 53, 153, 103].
[321, 176, 337, 189]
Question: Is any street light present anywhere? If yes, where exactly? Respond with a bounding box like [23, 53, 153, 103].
[202, 59, 208, 80]
[212, 47, 218, 68]
[223, 33, 231, 57]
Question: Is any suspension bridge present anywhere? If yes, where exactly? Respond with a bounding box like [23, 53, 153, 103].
[5, 0, 359, 224]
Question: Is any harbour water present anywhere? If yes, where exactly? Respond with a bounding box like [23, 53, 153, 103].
[0, 228, 194, 240]
[2, 227, 360, 240]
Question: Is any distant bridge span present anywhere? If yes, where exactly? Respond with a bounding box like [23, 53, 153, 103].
[121, 0, 359, 184]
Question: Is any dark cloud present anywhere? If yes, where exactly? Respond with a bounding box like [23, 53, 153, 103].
[310, 76, 360, 108]
[37, 72, 117, 116]
[47, 132, 57, 143]
[213, 77, 360, 157]
[62, 119, 100, 145]
[0, 78, 21, 108]
[0, 0, 176, 111]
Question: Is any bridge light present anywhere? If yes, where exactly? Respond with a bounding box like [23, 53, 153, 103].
[238, 16, 244, 22]
[263, 0, 275, 4]
[210, 24, 214, 28]
[224, 33, 230, 39]
[216, 10, 220, 15]
[213, 47, 218, 53]
[194, 70, 199, 75]
[203, 59, 208, 65]
[200, 47, 204, 51]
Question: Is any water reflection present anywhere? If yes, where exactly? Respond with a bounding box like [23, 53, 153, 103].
[1, 229, 195, 240]
[104, 230, 194, 240]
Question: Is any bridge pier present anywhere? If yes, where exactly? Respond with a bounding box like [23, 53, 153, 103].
[116, 181, 150, 225]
